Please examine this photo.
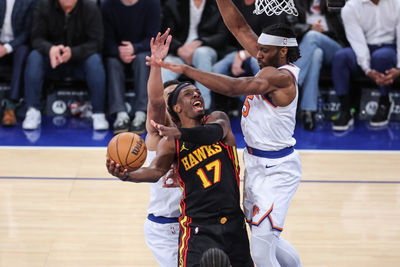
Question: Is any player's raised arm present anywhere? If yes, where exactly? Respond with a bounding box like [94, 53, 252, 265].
[160, 61, 270, 95]
[145, 29, 173, 150]
[215, 0, 259, 57]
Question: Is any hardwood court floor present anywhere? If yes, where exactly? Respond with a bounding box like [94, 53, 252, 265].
[0, 147, 399, 267]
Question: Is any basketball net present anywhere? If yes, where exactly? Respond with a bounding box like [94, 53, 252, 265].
[254, 0, 298, 16]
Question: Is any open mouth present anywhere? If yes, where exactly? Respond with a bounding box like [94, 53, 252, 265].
[193, 100, 204, 111]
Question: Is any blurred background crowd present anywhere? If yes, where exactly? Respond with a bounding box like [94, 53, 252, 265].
[0, 0, 398, 135]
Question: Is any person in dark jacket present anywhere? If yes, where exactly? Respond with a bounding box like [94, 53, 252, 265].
[291, 0, 348, 130]
[22, 0, 109, 131]
[161, 0, 228, 111]
[101, 0, 161, 135]
[0, 0, 36, 126]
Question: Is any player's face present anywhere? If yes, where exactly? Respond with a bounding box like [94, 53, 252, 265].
[176, 86, 204, 119]
[256, 44, 281, 68]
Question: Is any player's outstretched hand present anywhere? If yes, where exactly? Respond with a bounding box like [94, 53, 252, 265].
[146, 28, 172, 67]
[150, 119, 182, 139]
[106, 157, 129, 181]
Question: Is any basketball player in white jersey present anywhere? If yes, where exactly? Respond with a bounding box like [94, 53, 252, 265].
[143, 29, 181, 267]
[158, 1, 303, 266]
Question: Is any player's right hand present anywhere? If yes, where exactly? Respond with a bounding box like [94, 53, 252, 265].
[106, 157, 130, 181]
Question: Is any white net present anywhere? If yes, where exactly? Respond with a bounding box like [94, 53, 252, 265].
[254, 0, 298, 16]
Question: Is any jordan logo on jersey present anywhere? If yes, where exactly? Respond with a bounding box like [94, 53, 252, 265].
[180, 142, 189, 152]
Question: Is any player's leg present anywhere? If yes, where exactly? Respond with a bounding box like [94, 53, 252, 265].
[250, 221, 280, 267]
[178, 220, 221, 267]
[144, 219, 179, 267]
[276, 238, 303, 267]
[243, 151, 280, 266]
[244, 149, 302, 266]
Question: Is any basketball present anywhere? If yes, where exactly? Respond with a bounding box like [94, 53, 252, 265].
[107, 132, 147, 171]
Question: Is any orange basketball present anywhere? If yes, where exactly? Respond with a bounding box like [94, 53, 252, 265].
[107, 132, 147, 171]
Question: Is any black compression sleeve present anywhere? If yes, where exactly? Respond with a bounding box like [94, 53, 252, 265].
[178, 123, 224, 144]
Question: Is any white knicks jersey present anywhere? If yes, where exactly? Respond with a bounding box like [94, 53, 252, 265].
[240, 63, 299, 151]
[146, 150, 182, 218]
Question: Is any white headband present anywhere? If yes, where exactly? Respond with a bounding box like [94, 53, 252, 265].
[258, 33, 298, 47]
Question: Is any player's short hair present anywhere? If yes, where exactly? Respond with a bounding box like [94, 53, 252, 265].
[163, 79, 180, 89]
[261, 23, 301, 63]
[200, 248, 231, 267]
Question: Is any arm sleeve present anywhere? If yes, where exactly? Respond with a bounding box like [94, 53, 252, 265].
[179, 123, 223, 145]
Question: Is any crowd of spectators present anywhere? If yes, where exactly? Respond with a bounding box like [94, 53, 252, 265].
[0, 0, 398, 134]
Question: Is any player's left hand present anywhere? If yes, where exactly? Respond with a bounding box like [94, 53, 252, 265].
[150, 119, 182, 139]
[162, 166, 180, 188]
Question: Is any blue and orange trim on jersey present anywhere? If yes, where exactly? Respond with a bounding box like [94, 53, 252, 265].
[246, 204, 283, 231]
[278, 63, 298, 83]
[261, 94, 277, 108]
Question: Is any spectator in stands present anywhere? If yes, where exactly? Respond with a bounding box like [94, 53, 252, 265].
[0, 0, 36, 127]
[22, 0, 109, 131]
[211, 0, 285, 115]
[101, 0, 161, 135]
[292, 0, 347, 131]
[161, 0, 227, 111]
[331, 0, 400, 131]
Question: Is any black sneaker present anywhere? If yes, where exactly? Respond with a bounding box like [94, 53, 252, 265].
[113, 117, 130, 135]
[130, 111, 146, 134]
[370, 97, 394, 127]
[332, 110, 354, 131]
[302, 111, 315, 131]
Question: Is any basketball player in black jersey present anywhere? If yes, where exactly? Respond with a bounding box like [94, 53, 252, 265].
[106, 82, 253, 267]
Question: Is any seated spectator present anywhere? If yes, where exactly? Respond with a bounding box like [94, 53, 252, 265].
[292, 0, 347, 131]
[161, 0, 227, 111]
[101, 0, 161, 135]
[331, 0, 400, 131]
[0, 0, 36, 127]
[22, 0, 109, 131]
[211, 0, 284, 115]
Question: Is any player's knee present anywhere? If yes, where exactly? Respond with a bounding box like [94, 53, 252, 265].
[250, 223, 280, 267]
[276, 238, 302, 267]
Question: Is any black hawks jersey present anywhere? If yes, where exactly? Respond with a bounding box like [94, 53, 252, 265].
[175, 139, 242, 220]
